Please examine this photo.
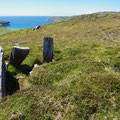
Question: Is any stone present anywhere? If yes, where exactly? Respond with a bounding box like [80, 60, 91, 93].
[29, 71, 33, 75]
[16, 76, 24, 80]
[34, 64, 38, 68]
[9, 46, 30, 66]
[33, 25, 41, 31]
[43, 37, 54, 63]
[0, 47, 6, 99]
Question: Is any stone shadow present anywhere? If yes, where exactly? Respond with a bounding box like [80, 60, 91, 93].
[6, 71, 20, 95]
[15, 64, 33, 76]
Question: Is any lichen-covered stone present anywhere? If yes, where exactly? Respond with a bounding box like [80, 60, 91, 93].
[43, 37, 54, 63]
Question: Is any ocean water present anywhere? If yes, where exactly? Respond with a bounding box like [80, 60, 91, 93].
[0, 16, 55, 29]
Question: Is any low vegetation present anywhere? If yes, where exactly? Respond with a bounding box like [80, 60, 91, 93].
[0, 12, 120, 119]
[47, 11, 120, 22]
[46, 16, 74, 22]
[0, 27, 12, 35]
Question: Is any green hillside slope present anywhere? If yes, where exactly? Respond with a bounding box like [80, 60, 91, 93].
[47, 16, 73, 22]
[47, 12, 120, 22]
[0, 20, 12, 35]
[0, 13, 120, 119]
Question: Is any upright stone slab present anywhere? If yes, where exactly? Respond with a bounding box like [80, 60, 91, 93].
[0, 47, 6, 99]
[43, 37, 54, 63]
[9, 46, 30, 65]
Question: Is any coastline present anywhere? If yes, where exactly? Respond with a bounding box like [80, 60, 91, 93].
[0, 16, 56, 30]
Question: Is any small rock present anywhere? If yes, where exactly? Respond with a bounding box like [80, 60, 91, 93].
[16, 76, 24, 80]
[34, 64, 38, 68]
[29, 71, 33, 75]
[33, 25, 41, 31]
[15, 43, 19, 46]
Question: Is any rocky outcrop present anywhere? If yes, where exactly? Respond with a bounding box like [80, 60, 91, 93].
[0, 21, 10, 27]
[9, 46, 30, 66]
[43, 37, 54, 63]
[0, 47, 6, 99]
[33, 25, 41, 31]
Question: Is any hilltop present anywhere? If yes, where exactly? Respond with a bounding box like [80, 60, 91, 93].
[47, 11, 120, 22]
[46, 16, 74, 22]
[0, 12, 120, 119]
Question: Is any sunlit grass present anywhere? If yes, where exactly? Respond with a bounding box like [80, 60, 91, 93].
[0, 13, 120, 119]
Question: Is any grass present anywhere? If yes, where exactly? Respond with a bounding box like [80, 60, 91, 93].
[0, 27, 12, 35]
[0, 13, 120, 119]
[47, 11, 120, 22]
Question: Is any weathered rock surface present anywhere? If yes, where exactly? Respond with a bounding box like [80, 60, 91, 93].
[43, 37, 54, 63]
[33, 25, 41, 31]
[9, 46, 30, 66]
[0, 47, 6, 99]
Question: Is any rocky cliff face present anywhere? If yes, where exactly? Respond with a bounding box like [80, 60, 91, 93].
[0, 21, 10, 27]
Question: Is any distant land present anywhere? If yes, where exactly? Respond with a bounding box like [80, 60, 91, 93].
[47, 11, 120, 22]
[46, 16, 74, 22]
[0, 20, 10, 27]
[0, 16, 55, 29]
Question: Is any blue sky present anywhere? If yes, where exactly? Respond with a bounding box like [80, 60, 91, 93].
[0, 0, 120, 16]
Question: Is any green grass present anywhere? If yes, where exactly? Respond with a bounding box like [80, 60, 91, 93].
[0, 27, 12, 35]
[0, 13, 120, 119]
[47, 11, 120, 22]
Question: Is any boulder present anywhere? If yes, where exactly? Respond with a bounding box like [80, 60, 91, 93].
[43, 37, 54, 63]
[9, 46, 30, 66]
[0, 47, 6, 99]
[33, 25, 41, 31]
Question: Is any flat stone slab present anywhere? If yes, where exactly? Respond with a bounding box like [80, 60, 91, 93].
[0, 47, 6, 99]
[9, 46, 30, 65]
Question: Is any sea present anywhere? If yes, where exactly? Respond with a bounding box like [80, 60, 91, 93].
[0, 16, 55, 29]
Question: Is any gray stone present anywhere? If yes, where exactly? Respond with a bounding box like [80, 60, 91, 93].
[34, 64, 38, 68]
[33, 25, 41, 31]
[29, 71, 33, 75]
[9, 46, 30, 65]
[0, 47, 6, 99]
[43, 37, 54, 63]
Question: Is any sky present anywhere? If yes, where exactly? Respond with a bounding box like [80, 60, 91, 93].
[0, 0, 120, 16]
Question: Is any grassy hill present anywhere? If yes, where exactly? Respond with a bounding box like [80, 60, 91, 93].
[0, 27, 12, 35]
[47, 11, 120, 22]
[46, 16, 73, 22]
[0, 12, 120, 119]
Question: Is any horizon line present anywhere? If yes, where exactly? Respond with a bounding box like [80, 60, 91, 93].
[0, 11, 120, 17]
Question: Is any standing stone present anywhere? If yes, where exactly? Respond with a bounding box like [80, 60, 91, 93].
[9, 46, 30, 66]
[43, 37, 54, 63]
[0, 47, 6, 99]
